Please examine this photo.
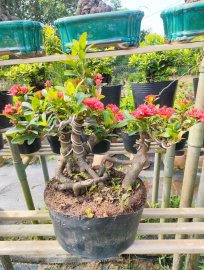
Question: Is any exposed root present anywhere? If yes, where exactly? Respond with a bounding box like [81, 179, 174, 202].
[55, 172, 108, 196]
[77, 157, 98, 178]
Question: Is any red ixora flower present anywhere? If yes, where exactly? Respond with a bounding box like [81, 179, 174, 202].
[131, 104, 159, 118]
[83, 97, 104, 111]
[188, 108, 204, 122]
[93, 72, 103, 86]
[2, 102, 22, 115]
[145, 95, 157, 104]
[158, 106, 175, 119]
[8, 84, 28, 96]
[106, 104, 124, 122]
[178, 100, 191, 106]
[57, 92, 63, 99]
[45, 81, 51, 88]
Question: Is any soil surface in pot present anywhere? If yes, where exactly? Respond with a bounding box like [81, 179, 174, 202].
[44, 169, 146, 218]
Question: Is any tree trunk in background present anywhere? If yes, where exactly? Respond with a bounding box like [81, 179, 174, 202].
[0, 0, 18, 20]
[76, 0, 112, 15]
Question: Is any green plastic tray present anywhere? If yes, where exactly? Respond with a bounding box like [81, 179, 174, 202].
[0, 20, 44, 55]
[161, 2, 204, 43]
[54, 10, 144, 52]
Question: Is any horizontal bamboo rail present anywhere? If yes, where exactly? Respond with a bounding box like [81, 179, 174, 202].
[0, 41, 204, 66]
[1, 240, 204, 256]
[1, 208, 204, 221]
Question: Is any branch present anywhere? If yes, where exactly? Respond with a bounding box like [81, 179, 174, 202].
[76, 157, 98, 178]
[122, 144, 148, 189]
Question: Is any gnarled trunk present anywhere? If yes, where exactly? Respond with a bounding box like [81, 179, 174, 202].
[76, 0, 112, 15]
[185, 0, 203, 3]
[0, 0, 18, 21]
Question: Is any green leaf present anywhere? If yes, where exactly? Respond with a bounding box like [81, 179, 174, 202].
[75, 92, 89, 105]
[22, 102, 33, 111]
[6, 127, 26, 135]
[79, 32, 87, 50]
[11, 134, 36, 145]
[103, 110, 112, 126]
[64, 70, 77, 77]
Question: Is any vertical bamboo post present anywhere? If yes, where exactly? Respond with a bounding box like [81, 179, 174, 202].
[185, 159, 204, 270]
[152, 152, 162, 205]
[7, 138, 35, 210]
[0, 256, 14, 270]
[172, 57, 204, 270]
[39, 155, 49, 183]
[161, 144, 176, 209]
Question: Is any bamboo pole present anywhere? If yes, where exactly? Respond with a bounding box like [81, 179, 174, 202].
[185, 159, 204, 270]
[7, 138, 35, 210]
[161, 145, 176, 209]
[152, 152, 162, 205]
[172, 56, 204, 270]
[39, 156, 49, 183]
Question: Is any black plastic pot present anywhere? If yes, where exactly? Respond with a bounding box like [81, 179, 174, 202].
[193, 77, 199, 98]
[175, 132, 189, 151]
[92, 139, 110, 154]
[48, 205, 144, 260]
[131, 80, 178, 107]
[102, 74, 112, 84]
[18, 138, 41, 154]
[120, 132, 139, 154]
[0, 91, 13, 130]
[0, 134, 3, 150]
[101, 85, 122, 107]
[47, 136, 60, 154]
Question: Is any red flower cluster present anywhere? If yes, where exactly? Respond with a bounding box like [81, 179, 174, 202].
[178, 100, 191, 106]
[106, 104, 124, 122]
[8, 84, 28, 96]
[188, 108, 204, 122]
[145, 95, 157, 104]
[45, 81, 51, 88]
[93, 72, 103, 86]
[2, 102, 22, 115]
[83, 97, 104, 111]
[57, 92, 63, 99]
[131, 104, 159, 118]
[158, 106, 174, 119]
[131, 104, 174, 119]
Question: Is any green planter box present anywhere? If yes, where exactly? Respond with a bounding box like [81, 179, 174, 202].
[54, 10, 144, 52]
[161, 2, 204, 43]
[0, 20, 44, 55]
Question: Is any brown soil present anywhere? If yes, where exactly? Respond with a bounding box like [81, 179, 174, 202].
[44, 169, 146, 218]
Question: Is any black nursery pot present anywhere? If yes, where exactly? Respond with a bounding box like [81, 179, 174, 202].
[18, 138, 41, 154]
[101, 85, 122, 107]
[175, 132, 189, 152]
[131, 80, 178, 107]
[92, 139, 110, 154]
[49, 206, 144, 260]
[193, 77, 199, 98]
[0, 91, 13, 130]
[0, 134, 3, 150]
[47, 136, 60, 154]
[120, 132, 138, 154]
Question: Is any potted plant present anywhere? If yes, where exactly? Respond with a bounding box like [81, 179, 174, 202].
[1, 84, 46, 154]
[0, 20, 44, 56]
[4, 33, 204, 260]
[129, 33, 179, 108]
[87, 53, 122, 107]
[54, 9, 144, 52]
[161, 1, 204, 43]
[0, 68, 13, 130]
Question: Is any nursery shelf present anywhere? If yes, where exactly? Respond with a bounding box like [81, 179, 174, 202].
[0, 41, 204, 66]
